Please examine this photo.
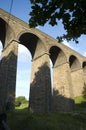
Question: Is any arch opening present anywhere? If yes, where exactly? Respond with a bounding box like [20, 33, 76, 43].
[16, 44, 32, 103]
[49, 46, 61, 66]
[0, 18, 6, 47]
[19, 32, 45, 59]
[49, 46, 75, 112]
[50, 59, 53, 95]
[82, 62, 86, 74]
[69, 55, 81, 72]
[49, 46, 67, 67]
[0, 40, 3, 60]
[19, 33, 38, 58]
[18, 32, 54, 113]
[49, 46, 67, 95]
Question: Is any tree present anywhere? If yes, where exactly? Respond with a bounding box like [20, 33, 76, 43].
[15, 96, 28, 107]
[29, 0, 86, 43]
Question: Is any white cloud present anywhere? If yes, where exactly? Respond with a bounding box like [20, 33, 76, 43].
[16, 79, 30, 87]
[18, 44, 31, 57]
[18, 44, 25, 53]
[62, 40, 71, 47]
[0, 41, 3, 60]
[16, 69, 31, 80]
[18, 44, 28, 53]
[83, 52, 86, 57]
[16, 44, 32, 99]
[17, 53, 31, 63]
[62, 40, 86, 57]
[62, 40, 76, 51]
[18, 44, 31, 62]
[0, 41, 3, 49]
[62, 40, 75, 50]
[16, 67, 30, 99]
[16, 78, 30, 99]
[36, 26, 40, 29]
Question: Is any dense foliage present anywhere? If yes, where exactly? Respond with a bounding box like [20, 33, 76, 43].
[29, 0, 86, 43]
[15, 96, 28, 107]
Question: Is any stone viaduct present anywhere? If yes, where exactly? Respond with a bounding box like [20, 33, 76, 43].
[0, 8, 86, 113]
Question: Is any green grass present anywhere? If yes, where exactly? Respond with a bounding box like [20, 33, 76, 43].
[75, 95, 86, 113]
[6, 96, 86, 130]
[75, 95, 86, 104]
[15, 102, 28, 110]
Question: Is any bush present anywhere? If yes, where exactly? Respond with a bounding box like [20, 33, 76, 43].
[15, 96, 28, 107]
[15, 100, 21, 107]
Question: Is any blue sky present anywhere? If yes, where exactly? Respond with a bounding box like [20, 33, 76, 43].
[0, 0, 86, 99]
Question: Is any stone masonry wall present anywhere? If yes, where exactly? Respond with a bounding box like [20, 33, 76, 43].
[71, 69, 84, 97]
[29, 53, 52, 113]
[53, 62, 74, 112]
[0, 40, 18, 111]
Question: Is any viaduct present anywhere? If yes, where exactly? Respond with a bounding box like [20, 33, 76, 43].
[0, 8, 86, 113]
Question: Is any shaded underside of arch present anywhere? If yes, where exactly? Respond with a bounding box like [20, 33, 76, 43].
[0, 18, 6, 47]
[82, 61, 86, 73]
[19, 32, 45, 59]
[49, 46, 67, 67]
[0, 17, 15, 48]
[69, 55, 81, 71]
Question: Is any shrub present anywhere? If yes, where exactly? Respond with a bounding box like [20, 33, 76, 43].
[15, 96, 28, 107]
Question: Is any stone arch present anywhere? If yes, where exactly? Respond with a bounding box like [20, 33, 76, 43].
[69, 55, 84, 97]
[69, 55, 81, 72]
[49, 46, 74, 112]
[82, 62, 86, 73]
[0, 18, 6, 47]
[18, 32, 46, 59]
[49, 46, 67, 67]
[18, 32, 52, 113]
[0, 17, 15, 48]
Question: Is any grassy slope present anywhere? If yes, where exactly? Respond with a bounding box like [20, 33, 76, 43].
[7, 96, 86, 130]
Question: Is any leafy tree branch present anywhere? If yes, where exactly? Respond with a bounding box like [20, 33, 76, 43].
[29, 0, 86, 43]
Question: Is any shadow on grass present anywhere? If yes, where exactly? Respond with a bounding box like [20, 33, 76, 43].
[76, 101, 86, 107]
[75, 101, 86, 114]
[15, 107, 28, 114]
[6, 102, 86, 130]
